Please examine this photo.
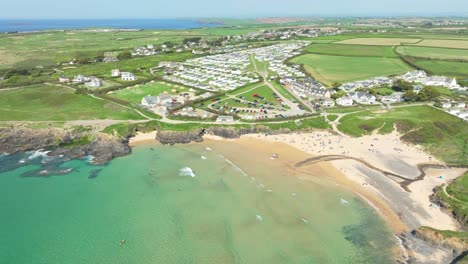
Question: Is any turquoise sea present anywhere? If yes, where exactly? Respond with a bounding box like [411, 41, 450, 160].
[0, 143, 395, 264]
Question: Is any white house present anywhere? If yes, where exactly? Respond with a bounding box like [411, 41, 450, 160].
[111, 69, 121, 77]
[381, 92, 404, 104]
[85, 77, 102, 88]
[422, 76, 459, 88]
[121, 72, 136, 81]
[401, 70, 427, 82]
[59, 76, 70, 83]
[336, 96, 353, 106]
[141, 95, 157, 107]
[73, 74, 90, 84]
[349, 92, 376, 105]
[456, 102, 466, 108]
[441, 101, 452, 108]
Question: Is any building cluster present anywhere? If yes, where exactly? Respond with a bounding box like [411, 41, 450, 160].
[59, 74, 102, 88]
[132, 44, 159, 56]
[352, 22, 402, 28]
[111, 69, 137, 81]
[430, 20, 465, 26]
[256, 42, 308, 78]
[441, 101, 468, 121]
[284, 77, 334, 99]
[162, 43, 306, 92]
[399, 70, 463, 90]
[339, 77, 393, 91]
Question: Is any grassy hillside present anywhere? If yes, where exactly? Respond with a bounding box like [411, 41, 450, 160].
[290, 54, 413, 85]
[337, 105, 468, 165]
[0, 84, 144, 121]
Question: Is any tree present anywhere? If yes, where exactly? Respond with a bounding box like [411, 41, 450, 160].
[331, 82, 342, 89]
[117, 50, 132, 60]
[163, 41, 175, 48]
[418, 86, 440, 101]
[403, 90, 418, 102]
[392, 79, 413, 92]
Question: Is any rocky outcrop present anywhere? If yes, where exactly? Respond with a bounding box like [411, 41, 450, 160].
[155, 126, 293, 145]
[0, 127, 130, 165]
[412, 227, 467, 256]
[398, 227, 468, 264]
[156, 130, 204, 145]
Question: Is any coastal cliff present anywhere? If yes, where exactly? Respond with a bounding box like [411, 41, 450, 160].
[0, 127, 130, 165]
[156, 126, 292, 144]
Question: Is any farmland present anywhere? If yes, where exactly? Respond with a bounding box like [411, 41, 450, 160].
[290, 54, 413, 85]
[304, 43, 399, 57]
[335, 38, 421, 46]
[396, 46, 468, 61]
[413, 39, 468, 49]
[0, 84, 144, 121]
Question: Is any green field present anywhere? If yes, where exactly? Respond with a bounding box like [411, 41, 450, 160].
[238, 85, 283, 105]
[0, 84, 144, 121]
[337, 105, 468, 164]
[110, 82, 188, 104]
[305, 43, 399, 58]
[404, 58, 468, 78]
[396, 46, 468, 61]
[335, 38, 421, 46]
[290, 54, 413, 86]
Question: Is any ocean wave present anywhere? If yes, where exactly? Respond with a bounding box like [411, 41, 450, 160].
[86, 155, 95, 163]
[27, 149, 50, 160]
[179, 167, 195, 177]
[224, 158, 248, 176]
[340, 198, 350, 206]
[201, 156, 207, 160]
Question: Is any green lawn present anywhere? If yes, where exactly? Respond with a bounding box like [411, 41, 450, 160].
[396, 46, 468, 61]
[238, 85, 283, 106]
[0, 84, 144, 121]
[305, 43, 399, 58]
[337, 105, 468, 164]
[290, 54, 413, 86]
[110, 81, 187, 104]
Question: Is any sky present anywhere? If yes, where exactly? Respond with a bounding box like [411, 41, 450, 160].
[1, 0, 467, 19]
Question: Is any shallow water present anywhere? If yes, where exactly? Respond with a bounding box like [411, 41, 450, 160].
[0, 144, 395, 264]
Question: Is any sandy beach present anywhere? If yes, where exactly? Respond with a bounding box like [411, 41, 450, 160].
[130, 130, 466, 234]
[129, 131, 158, 146]
[239, 131, 466, 232]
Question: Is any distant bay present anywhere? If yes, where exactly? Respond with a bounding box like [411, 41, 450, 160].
[0, 19, 221, 33]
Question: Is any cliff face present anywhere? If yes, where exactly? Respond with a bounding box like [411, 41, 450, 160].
[156, 126, 293, 145]
[0, 127, 130, 165]
[399, 227, 468, 264]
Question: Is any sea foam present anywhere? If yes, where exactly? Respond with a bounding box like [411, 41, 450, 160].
[179, 167, 195, 177]
[27, 149, 50, 160]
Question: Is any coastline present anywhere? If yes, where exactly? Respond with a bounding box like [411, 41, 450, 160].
[130, 130, 466, 233]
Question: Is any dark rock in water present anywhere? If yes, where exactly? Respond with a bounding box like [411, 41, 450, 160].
[89, 169, 102, 179]
[0, 127, 130, 165]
